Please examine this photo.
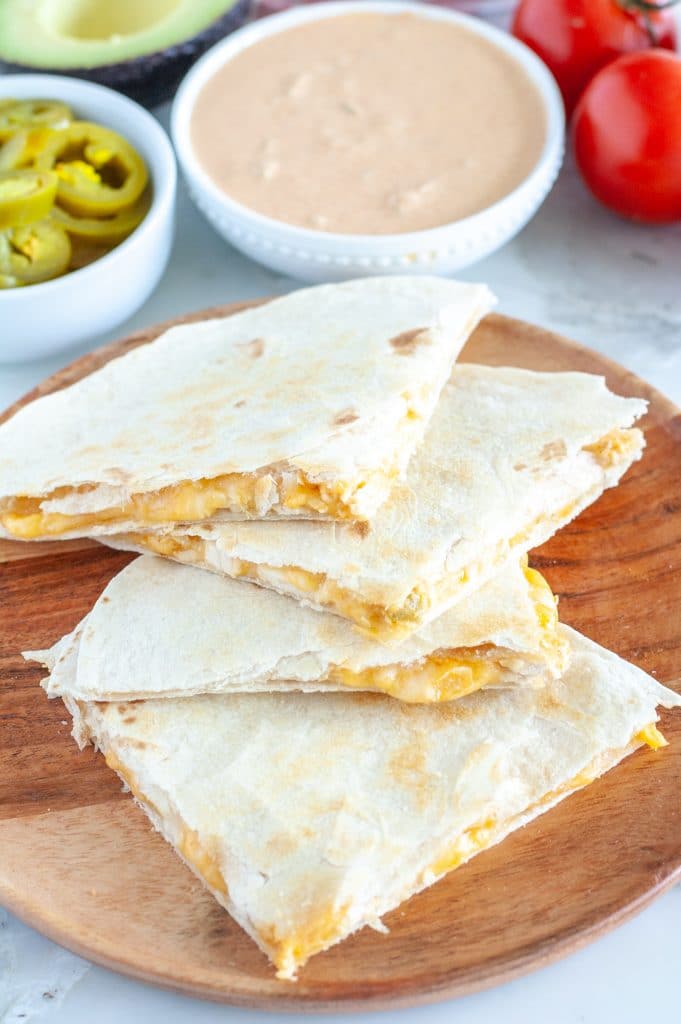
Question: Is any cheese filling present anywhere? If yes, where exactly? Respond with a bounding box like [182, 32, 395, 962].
[104, 749, 230, 899]
[129, 541, 562, 701]
[0, 427, 638, 541]
[102, 738, 346, 980]
[584, 428, 640, 468]
[133, 540, 561, 659]
[0, 469, 373, 539]
[427, 721, 667, 879]
[132, 531, 411, 634]
[178, 828, 229, 895]
[275, 719, 667, 977]
[98, 717, 666, 980]
[330, 650, 504, 703]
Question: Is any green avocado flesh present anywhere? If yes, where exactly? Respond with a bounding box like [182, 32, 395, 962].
[0, 0, 242, 68]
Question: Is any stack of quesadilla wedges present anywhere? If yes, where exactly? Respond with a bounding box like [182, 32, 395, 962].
[9, 277, 679, 981]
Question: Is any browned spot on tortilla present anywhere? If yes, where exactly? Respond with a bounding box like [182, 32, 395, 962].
[389, 745, 426, 780]
[174, 413, 214, 440]
[434, 699, 478, 723]
[535, 690, 571, 718]
[116, 703, 132, 715]
[122, 716, 137, 725]
[514, 462, 527, 472]
[351, 520, 370, 539]
[78, 465, 133, 484]
[238, 338, 265, 359]
[389, 327, 429, 355]
[265, 830, 299, 859]
[101, 596, 110, 604]
[125, 738, 148, 750]
[540, 440, 568, 462]
[234, 399, 246, 409]
[333, 408, 359, 427]
[388, 742, 434, 808]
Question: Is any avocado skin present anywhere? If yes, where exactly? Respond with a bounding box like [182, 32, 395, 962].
[0, 0, 251, 109]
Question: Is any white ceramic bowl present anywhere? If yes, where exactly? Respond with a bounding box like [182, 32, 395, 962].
[172, 0, 564, 283]
[0, 75, 176, 363]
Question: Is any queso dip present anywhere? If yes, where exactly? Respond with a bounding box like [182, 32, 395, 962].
[191, 12, 547, 235]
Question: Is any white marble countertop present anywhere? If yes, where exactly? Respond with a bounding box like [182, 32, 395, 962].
[2, 106, 681, 1023]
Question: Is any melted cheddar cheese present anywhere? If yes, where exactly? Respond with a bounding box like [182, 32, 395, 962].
[179, 828, 229, 896]
[135, 531, 405, 635]
[133, 536, 561, 659]
[270, 904, 352, 981]
[99, 716, 666, 980]
[125, 426, 620, 647]
[0, 471, 363, 539]
[330, 653, 500, 703]
[426, 721, 667, 884]
[585, 428, 639, 469]
[635, 723, 667, 750]
[429, 818, 498, 877]
[104, 749, 229, 897]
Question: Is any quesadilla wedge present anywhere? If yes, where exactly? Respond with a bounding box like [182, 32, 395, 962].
[0, 277, 493, 540]
[28, 554, 567, 704]
[112, 365, 647, 642]
[46, 626, 679, 980]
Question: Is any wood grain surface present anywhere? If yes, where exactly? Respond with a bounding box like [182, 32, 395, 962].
[1, 307, 680, 1012]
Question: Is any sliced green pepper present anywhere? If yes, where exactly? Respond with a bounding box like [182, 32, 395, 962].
[0, 219, 71, 285]
[0, 272, 24, 289]
[36, 121, 148, 217]
[0, 127, 59, 171]
[0, 100, 72, 142]
[0, 170, 58, 229]
[51, 187, 151, 243]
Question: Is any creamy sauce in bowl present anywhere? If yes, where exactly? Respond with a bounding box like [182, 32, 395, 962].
[190, 11, 547, 236]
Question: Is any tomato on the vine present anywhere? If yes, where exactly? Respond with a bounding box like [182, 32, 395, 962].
[512, 0, 677, 116]
[572, 49, 681, 222]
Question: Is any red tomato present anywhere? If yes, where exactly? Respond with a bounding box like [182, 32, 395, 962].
[512, 0, 676, 116]
[572, 49, 681, 222]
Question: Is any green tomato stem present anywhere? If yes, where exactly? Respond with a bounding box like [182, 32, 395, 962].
[617, 0, 679, 45]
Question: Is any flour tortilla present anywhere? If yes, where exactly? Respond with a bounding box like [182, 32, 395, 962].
[0, 277, 493, 539]
[112, 365, 647, 641]
[27, 555, 566, 703]
[57, 626, 679, 979]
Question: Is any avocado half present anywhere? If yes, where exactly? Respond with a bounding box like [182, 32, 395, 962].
[0, 0, 252, 108]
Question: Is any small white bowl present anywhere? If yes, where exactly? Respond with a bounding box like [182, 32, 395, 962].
[172, 0, 564, 283]
[0, 74, 176, 363]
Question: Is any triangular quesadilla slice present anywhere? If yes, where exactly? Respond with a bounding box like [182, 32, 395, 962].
[28, 554, 567, 704]
[0, 277, 493, 539]
[113, 365, 646, 641]
[40, 626, 679, 979]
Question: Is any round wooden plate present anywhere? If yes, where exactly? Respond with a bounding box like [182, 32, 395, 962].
[1, 307, 680, 1012]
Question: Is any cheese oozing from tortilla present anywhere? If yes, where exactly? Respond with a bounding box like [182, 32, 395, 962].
[329, 651, 500, 703]
[98, 719, 668, 980]
[325, 564, 565, 701]
[53, 620, 679, 982]
[105, 537, 566, 684]
[126, 510, 572, 651]
[427, 726, 665, 879]
[104, 735, 351, 978]
[0, 406, 635, 543]
[0, 466, 385, 539]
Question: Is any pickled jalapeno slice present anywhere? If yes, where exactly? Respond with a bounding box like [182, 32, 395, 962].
[0, 219, 71, 284]
[36, 121, 148, 217]
[51, 187, 151, 243]
[0, 169, 58, 229]
[0, 126, 59, 171]
[0, 100, 72, 142]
